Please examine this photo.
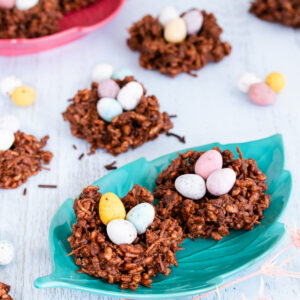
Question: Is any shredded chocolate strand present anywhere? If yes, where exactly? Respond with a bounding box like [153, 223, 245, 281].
[38, 184, 57, 189]
[23, 188, 27, 196]
[104, 161, 117, 170]
[169, 114, 177, 118]
[78, 153, 84, 160]
[72, 145, 77, 150]
[166, 132, 186, 143]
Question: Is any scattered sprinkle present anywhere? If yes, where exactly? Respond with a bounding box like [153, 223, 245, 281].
[105, 161, 117, 170]
[72, 144, 77, 150]
[78, 153, 84, 160]
[38, 184, 57, 189]
[166, 132, 186, 143]
[169, 114, 177, 118]
[23, 188, 27, 195]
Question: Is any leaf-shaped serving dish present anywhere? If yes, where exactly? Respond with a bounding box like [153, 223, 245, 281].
[0, 0, 125, 56]
[35, 134, 292, 299]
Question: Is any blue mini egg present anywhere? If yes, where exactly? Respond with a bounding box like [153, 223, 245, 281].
[96, 98, 123, 122]
[111, 68, 133, 80]
[126, 203, 155, 235]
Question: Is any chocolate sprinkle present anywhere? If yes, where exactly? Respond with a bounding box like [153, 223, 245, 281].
[23, 188, 27, 196]
[78, 153, 84, 160]
[72, 145, 77, 150]
[166, 132, 186, 143]
[38, 184, 57, 189]
[169, 114, 178, 118]
[104, 161, 117, 170]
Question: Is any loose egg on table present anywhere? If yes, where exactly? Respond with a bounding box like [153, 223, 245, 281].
[11, 85, 37, 107]
[0, 115, 20, 133]
[111, 68, 133, 80]
[265, 72, 286, 93]
[248, 82, 276, 106]
[158, 6, 179, 27]
[0, 0, 15, 9]
[194, 149, 223, 179]
[97, 79, 120, 99]
[97, 98, 123, 122]
[237, 72, 262, 93]
[92, 63, 114, 83]
[16, 0, 38, 10]
[182, 9, 203, 35]
[0, 240, 15, 265]
[0, 76, 22, 97]
[117, 81, 143, 110]
[0, 129, 15, 151]
[107, 219, 137, 245]
[164, 17, 187, 43]
[206, 168, 236, 196]
[175, 174, 206, 200]
[99, 192, 126, 225]
[126, 203, 155, 234]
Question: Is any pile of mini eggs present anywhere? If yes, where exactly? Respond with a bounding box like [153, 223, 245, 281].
[0, 0, 38, 10]
[0, 115, 20, 151]
[99, 192, 155, 245]
[175, 150, 236, 200]
[0, 75, 37, 107]
[158, 7, 204, 43]
[91, 63, 144, 122]
[237, 71, 286, 106]
[0, 240, 15, 266]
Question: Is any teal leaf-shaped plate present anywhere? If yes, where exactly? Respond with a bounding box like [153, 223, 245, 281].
[35, 134, 292, 299]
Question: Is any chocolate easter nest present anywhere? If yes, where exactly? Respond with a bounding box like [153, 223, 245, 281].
[0, 282, 13, 300]
[68, 184, 184, 290]
[127, 9, 231, 77]
[62, 76, 173, 156]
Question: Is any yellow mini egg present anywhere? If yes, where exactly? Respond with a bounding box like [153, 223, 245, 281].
[164, 17, 187, 43]
[99, 192, 126, 225]
[265, 72, 286, 93]
[11, 85, 37, 107]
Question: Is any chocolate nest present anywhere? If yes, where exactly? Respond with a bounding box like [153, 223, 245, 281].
[0, 131, 53, 189]
[127, 9, 231, 77]
[62, 76, 173, 156]
[0, 282, 13, 300]
[250, 0, 300, 27]
[68, 184, 184, 290]
[154, 147, 270, 240]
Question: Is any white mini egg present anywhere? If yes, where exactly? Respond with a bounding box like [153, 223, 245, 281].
[107, 219, 137, 245]
[97, 98, 123, 122]
[237, 72, 262, 93]
[175, 174, 206, 200]
[0, 129, 15, 151]
[92, 63, 114, 83]
[126, 203, 155, 234]
[0, 240, 15, 265]
[0, 115, 20, 133]
[117, 81, 143, 110]
[158, 6, 179, 27]
[206, 168, 236, 196]
[16, 0, 38, 10]
[0, 76, 22, 97]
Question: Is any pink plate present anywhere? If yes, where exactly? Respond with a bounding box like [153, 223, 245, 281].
[0, 0, 125, 56]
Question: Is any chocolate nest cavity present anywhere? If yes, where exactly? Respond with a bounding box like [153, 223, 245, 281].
[154, 147, 270, 240]
[68, 185, 184, 290]
[127, 9, 231, 77]
[62, 76, 173, 156]
[0, 282, 13, 300]
[0, 131, 53, 189]
[250, 0, 300, 27]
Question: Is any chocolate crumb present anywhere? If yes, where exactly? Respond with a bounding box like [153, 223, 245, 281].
[78, 153, 84, 160]
[104, 161, 117, 170]
[23, 188, 27, 196]
[38, 184, 57, 189]
[72, 145, 77, 150]
[166, 132, 186, 143]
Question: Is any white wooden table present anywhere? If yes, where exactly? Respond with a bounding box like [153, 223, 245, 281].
[1, 0, 300, 299]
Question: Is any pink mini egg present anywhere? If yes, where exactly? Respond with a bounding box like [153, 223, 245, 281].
[98, 79, 120, 99]
[248, 82, 276, 106]
[194, 150, 223, 179]
[0, 0, 15, 9]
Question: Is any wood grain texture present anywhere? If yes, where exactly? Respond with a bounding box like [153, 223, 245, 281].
[0, 0, 300, 299]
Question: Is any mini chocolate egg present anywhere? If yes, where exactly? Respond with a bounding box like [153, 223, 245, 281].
[98, 79, 120, 99]
[164, 17, 187, 43]
[206, 168, 236, 196]
[195, 149, 223, 179]
[237, 72, 262, 93]
[0, 76, 22, 97]
[16, 0, 38, 10]
[11, 85, 37, 107]
[92, 63, 114, 83]
[126, 203, 155, 234]
[117, 81, 143, 110]
[0, 115, 20, 133]
[0, 129, 14, 151]
[182, 9, 203, 35]
[97, 98, 123, 122]
[99, 192, 126, 225]
[0, 0, 15, 9]
[265, 72, 286, 93]
[107, 219, 137, 245]
[158, 6, 179, 27]
[248, 82, 276, 106]
[0, 240, 14, 265]
[175, 174, 206, 200]
[111, 68, 133, 80]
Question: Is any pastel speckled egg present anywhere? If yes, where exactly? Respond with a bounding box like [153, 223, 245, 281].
[175, 174, 206, 200]
[92, 63, 114, 83]
[11, 85, 37, 107]
[0, 240, 15, 265]
[195, 150, 223, 179]
[248, 82, 276, 106]
[265, 72, 286, 93]
[97, 98, 123, 122]
[158, 6, 179, 27]
[16, 0, 38, 10]
[182, 10, 203, 35]
[0, 76, 22, 97]
[164, 17, 187, 43]
[0, 115, 20, 133]
[97, 79, 120, 99]
[117, 81, 143, 110]
[237, 72, 262, 93]
[111, 68, 133, 80]
[0, 0, 15, 9]
[206, 168, 236, 196]
[126, 203, 155, 234]
[99, 192, 126, 225]
[107, 219, 137, 245]
[0, 129, 14, 151]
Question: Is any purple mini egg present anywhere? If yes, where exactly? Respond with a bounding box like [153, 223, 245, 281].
[98, 79, 120, 99]
[182, 9, 203, 35]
